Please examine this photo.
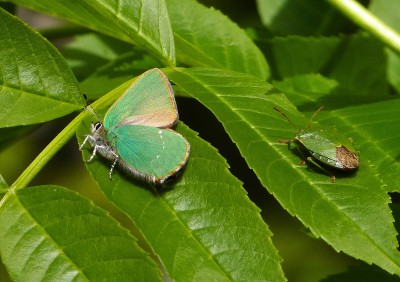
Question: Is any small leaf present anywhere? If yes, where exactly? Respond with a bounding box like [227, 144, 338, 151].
[0, 8, 83, 127]
[7, 0, 175, 65]
[77, 121, 285, 281]
[0, 174, 8, 192]
[267, 35, 389, 97]
[167, 67, 400, 276]
[62, 33, 133, 81]
[0, 185, 162, 281]
[166, 0, 269, 79]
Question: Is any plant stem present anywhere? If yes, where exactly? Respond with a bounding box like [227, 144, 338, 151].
[9, 78, 134, 191]
[328, 0, 400, 53]
[10, 110, 88, 190]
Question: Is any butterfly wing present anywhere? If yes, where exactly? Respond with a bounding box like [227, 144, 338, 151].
[104, 68, 178, 130]
[111, 125, 190, 184]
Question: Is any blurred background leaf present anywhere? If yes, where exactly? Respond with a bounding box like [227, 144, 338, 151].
[166, 0, 269, 79]
[5, 0, 176, 65]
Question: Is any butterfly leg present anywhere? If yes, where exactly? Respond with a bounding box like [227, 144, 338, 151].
[80, 135, 101, 162]
[79, 135, 93, 150]
[86, 143, 108, 163]
[108, 151, 119, 179]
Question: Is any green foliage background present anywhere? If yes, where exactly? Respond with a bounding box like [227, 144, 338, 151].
[1, 0, 400, 281]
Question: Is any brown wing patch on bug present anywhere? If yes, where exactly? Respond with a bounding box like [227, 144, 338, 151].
[336, 146, 359, 170]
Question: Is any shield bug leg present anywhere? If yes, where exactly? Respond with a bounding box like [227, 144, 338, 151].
[293, 145, 308, 166]
[305, 156, 335, 183]
[278, 139, 291, 144]
[290, 144, 307, 166]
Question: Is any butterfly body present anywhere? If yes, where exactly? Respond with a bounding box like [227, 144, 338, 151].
[81, 68, 190, 187]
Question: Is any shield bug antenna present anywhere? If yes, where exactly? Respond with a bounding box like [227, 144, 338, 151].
[273, 106, 359, 183]
[273, 107, 301, 133]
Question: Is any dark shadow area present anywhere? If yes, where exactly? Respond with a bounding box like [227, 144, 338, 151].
[177, 96, 272, 208]
[321, 263, 400, 282]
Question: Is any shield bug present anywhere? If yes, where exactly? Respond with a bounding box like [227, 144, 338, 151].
[273, 107, 359, 182]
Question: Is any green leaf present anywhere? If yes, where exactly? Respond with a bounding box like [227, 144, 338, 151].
[255, 0, 350, 35]
[167, 67, 400, 276]
[77, 120, 285, 281]
[273, 74, 339, 107]
[0, 8, 83, 127]
[265, 36, 341, 78]
[369, 0, 400, 93]
[273, 76, 400, 194]
[0, 185, 162, 281]
[6, 0, 175, 66]
[166, 0, 269, 79]
[266, 35, 389, 97]
[326, 100, 400, 194]
[269, 36, 400, 193]
[80, 51, 159, 99]
[62, 33, 133, 81]
[385, 49, 400, 93]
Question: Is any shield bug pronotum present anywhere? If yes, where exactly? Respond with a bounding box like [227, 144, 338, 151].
[273, 107, 359, 182]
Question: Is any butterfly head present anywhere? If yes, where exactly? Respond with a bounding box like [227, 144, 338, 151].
[91, 121, 102, 132]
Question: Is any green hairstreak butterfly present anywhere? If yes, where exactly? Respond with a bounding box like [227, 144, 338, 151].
[80, 68, 190, 187]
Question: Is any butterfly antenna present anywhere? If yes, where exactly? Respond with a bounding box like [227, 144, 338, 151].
[273, 107, 300, 132]
[306, 106, 324, 128]
[83, 94, 101, 122]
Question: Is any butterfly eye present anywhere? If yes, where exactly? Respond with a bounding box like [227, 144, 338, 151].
[94, 122, 103, 131]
